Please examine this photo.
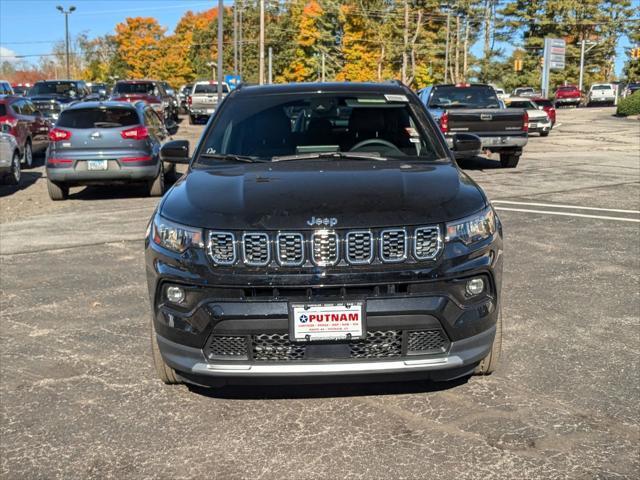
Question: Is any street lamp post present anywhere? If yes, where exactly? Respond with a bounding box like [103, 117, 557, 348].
[56, 5, 76, 79]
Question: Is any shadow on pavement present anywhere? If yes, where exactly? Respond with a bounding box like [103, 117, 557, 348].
[66, 170, 182, 201]
[0, 171, 42, 197]
[188, 376, 470, 400]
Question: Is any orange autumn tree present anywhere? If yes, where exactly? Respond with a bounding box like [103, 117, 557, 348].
[114, 17, 165, 79]
[335, 4, 379, 82]
[280, 1, 324, 82]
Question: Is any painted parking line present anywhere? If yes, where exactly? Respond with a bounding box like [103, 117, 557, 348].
[492, 200, 640, 214]
[494, 207, 640, 223]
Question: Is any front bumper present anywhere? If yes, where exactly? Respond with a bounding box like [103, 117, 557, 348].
[190, 107, 216, 117]
[528, 119, 552, 133]
[146, 229, 503, 385]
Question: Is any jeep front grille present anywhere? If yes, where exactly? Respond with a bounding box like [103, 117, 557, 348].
[208, 232, 236, 265]
[380, 228, 407, 262]
[414, 226, 441, 260]
[312, 230, 339, 266]
[276, 233, 304, 266]
[206, 226, 442, 267]
[242, 233, 270, 266]
[346, 231, 373, 264]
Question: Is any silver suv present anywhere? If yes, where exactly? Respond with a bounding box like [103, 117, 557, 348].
[45, 101, 170, 200]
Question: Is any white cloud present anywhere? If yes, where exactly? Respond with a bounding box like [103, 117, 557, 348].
[0, 46, 18, 63]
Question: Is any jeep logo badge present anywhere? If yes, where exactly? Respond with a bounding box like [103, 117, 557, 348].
[307, 216, 338, 227]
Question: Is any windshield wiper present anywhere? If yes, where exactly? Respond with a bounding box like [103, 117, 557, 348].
[199, 153, 267, 163]
[272, 152, 387, 162]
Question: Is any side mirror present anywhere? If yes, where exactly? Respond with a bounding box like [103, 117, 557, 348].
[452, 133, 481, 154]
[160, 140, 190, 164]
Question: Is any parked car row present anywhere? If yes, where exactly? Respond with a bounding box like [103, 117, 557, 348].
[497, 83, 620, 108]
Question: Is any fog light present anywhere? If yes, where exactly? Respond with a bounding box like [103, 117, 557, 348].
[166, 286, 185, 304]
[466, 278, 485, 296]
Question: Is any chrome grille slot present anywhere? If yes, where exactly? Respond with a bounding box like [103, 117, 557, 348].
[346, 231, 373, 264]
[312, 230, 339, 266]
[380, 228, 407, 262]
[414, 226, 441, 260]
[242, 233, 270, 266]
[208, 232, 236, 265]
[276, 233, 304, 266]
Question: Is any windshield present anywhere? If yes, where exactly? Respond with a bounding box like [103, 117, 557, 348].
[592, 85, 612, 90]
[57, 107, 139, 128]
[558, 87, 577, 92]
[197, 93, 440, 164]
[533, 99, 552, 107]
[508, 101, 535, 109]
[428, 85, 500, 109]
[90, 85, 106, 93]
[113, 83, 156, 95]
[30, 82, 77, 96]
[194, 83, 230, 94]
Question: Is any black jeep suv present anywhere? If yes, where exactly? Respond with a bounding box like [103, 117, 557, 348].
[147, 82, 503, 387]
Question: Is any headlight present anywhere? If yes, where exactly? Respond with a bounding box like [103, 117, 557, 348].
[152, 215, 204, 253]
[445, 207, 496, 246]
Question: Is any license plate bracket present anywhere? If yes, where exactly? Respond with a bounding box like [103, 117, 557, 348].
[289, 302, 365, 342]
[87, 160, 108, 171]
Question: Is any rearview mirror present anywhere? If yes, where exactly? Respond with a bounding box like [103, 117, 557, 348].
[160, 140, 190, 164]
[452, 133, 481, 154]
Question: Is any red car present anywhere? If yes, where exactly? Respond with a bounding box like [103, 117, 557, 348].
[0, 95, 50, 168]
[531, 97, 556, 126]
[554, 85, 581, 107]
[110, 80, 177, 122]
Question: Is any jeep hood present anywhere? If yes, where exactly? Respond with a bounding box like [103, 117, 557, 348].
[160, 160, 486, 230]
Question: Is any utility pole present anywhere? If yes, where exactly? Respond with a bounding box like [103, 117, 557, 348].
[217, 0, 223, 105]
[578, 39, 597, 92]
[239, 2, 243, 79]
[259, 0, 265, 85]
[268, 47, 273, 84]
[56, 5, 76, 78]
[443, 5, 451, 83]
[233, 1, 238, 78]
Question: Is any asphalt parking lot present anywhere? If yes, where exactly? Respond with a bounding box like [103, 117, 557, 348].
[1, 107, 638, 479]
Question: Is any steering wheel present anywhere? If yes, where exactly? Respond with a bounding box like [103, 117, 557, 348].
[349, 138, 403, 155]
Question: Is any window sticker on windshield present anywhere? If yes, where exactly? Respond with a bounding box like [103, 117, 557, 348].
[353, 98, 387, 104]
[384, 94, 409, 102]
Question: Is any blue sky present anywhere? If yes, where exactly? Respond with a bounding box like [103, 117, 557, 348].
[0, 0, 633, 76]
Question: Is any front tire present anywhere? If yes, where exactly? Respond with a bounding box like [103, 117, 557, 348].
[474, 311, 502, 375]
[22, 141, 33, 168]
[6, 151, 21, 185]
[47, 179, 68, 200]
[148, 164, 165, 197]
[540, 131, 550, 137]
[500, 153, 520, 168]
[150, 318, 181, 385]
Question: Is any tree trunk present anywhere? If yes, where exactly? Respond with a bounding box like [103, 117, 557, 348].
[407, 10, 423, 86]
[378, 44, 385, 81]
[402, 0, 409, 83]
[482, 0, 492, 82]
[454, 15, 460, 83]
[463, 18, 469, 81]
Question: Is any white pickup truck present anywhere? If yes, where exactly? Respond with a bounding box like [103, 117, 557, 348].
[587, 84, 616, 106]
[188, 81, 230, 124]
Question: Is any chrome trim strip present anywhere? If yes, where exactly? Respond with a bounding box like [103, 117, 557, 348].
[241, 232, 271, 266]
[207, 231, 237, 266]
[413, 225, 442, 261]
[379, 227, 408, 263]
[192, 356, 463, 376]
[345, 230, 374, 265]
[275, 232, 305, 266]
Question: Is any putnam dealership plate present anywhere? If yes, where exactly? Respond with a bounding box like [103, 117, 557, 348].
[87, 160, 108, 171]
[290, 302, 364, 342]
